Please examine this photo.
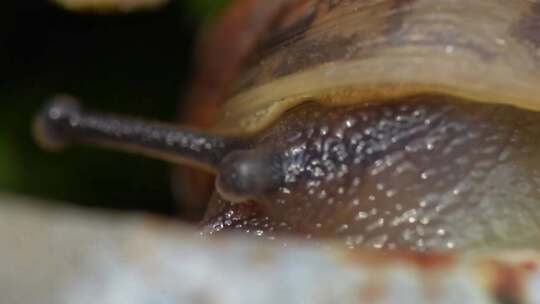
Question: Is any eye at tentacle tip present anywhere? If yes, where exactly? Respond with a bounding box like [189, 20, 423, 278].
[215, 150, 284, 203]
[33, 95, 81, 151]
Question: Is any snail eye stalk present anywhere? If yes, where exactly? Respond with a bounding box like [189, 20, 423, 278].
[33, 95, 241, 172]
[33, 95, 285, 202]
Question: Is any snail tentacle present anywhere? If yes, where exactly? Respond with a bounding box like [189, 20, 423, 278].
[33, 95, 243, 172]
[216, 150, 284, 203]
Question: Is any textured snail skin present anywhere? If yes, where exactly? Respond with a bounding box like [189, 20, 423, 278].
[202, 95, 540, 252]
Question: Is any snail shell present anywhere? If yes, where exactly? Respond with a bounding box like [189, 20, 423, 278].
[212, 0, 540, 134]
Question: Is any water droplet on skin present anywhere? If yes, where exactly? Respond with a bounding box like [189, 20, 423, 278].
[337, 224, 349, 233]
[366, 218, 385, 231]
[320, 126, 329, 135]
[368, 234, 388, 249]
[355, 212, 368, 220]
[386, 189, 397, 197]
[421, 169, 436, 180]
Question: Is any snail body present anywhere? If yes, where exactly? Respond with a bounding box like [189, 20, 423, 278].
[36, 0, 540, 252]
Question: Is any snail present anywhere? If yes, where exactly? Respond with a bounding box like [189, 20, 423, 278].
[34, 0, 540, 252]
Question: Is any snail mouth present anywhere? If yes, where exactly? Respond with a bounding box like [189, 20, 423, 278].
[202, 94, 540, 252]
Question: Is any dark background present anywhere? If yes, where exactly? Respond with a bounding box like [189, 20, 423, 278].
[0, 1, 227, 215]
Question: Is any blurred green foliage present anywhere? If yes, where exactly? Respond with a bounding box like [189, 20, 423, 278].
[0, 1, 229, 215]
[185, 0, 229, 20]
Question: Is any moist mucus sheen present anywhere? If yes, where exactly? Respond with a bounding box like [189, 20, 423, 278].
[203, 94, 540, 253]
